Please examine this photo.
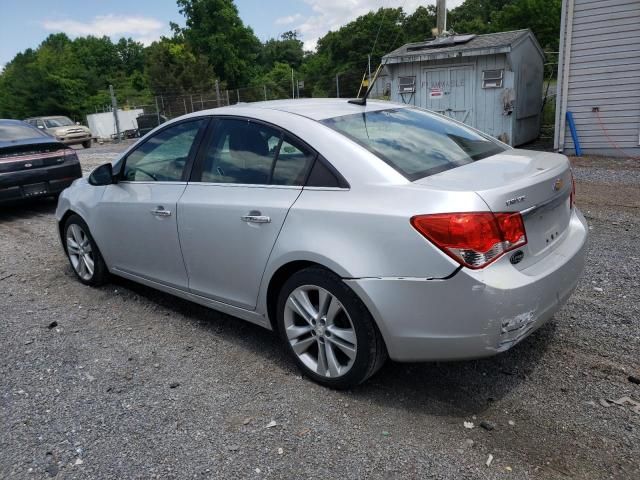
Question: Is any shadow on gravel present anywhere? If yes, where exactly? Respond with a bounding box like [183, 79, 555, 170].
[0, 197, 58, 222]
[107, 274, 554, 418]
[359, 322, 555, 416]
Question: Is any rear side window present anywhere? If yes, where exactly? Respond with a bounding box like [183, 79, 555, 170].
[0, 122, 46, 141]
[271, 136, 315, 186]
[321, 107, 507, 181]
[197, 119, 314, 186]
[200, 119, 280, 184]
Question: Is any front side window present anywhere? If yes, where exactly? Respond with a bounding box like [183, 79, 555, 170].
[321, 107, 507, 181]
[123, 119, 205, 182]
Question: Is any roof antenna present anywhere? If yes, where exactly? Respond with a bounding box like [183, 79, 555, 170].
[348, 63, 384, 106]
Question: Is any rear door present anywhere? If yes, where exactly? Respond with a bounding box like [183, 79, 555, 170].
[93, 118, 208, 289]
[178, 117, 316, 309]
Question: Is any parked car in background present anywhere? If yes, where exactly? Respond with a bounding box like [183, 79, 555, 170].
[25, 116, 93, 148]
[136, 113, 167, 137]
[0, 119, 82, 203]
[55, 99, 588, 389]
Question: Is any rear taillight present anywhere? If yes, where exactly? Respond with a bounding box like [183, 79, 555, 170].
[63, 149, 78, 163]
[411, 212, 527, 269]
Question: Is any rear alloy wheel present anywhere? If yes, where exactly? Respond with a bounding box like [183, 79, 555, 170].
[277, 267, 386, 389]
[64, 215, 107, 286]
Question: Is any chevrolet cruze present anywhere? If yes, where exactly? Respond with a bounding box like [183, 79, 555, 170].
[55, 99, 587, 388]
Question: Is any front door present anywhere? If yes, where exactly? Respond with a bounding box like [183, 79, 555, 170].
[423, 66, 475, 126]
[92, 118, 208, 289]
[178, 118, 316, 309]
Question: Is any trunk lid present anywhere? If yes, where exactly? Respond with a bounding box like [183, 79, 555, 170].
[0, 140, 69, 174]
[416, 149, 573, 258]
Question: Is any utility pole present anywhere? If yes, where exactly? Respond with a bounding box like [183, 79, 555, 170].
[368, 54, 372, 87]
[215, 80, 221, 107]
[336, 74, 340, 98]
[436, 0, 447, 35]
[237, 89, 240, 103]
[264, 84, 267, 101]
[291, 69, 295, 99]
[155, 96, 160, 127]
[109, 85, 121, 143]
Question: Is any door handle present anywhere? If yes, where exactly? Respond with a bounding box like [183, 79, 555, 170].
[150, 206, 172, 217]
[241, 211, 271, 224]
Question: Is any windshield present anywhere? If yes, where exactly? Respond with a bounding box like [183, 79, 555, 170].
[321, 107, 507, 180]
[44, 117, 74, 128]
[0, 123, 45, 141]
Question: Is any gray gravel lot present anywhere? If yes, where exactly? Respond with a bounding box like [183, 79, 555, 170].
[1, 144, 639, 479]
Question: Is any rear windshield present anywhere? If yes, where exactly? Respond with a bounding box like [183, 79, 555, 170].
[321, 107, 507, 180]
[0, 123, 45, 141]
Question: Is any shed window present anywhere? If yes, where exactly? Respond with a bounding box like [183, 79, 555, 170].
[482, 69, 503, 88]
[398, 76, 416, 93]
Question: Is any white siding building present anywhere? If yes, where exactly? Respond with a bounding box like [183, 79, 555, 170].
[554, 0, 640, 156]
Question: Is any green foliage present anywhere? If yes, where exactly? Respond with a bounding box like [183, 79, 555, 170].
[145, 38, 217, 95]
[174, 0, 261, 87]
[449, 0, 562, 51]
[0, 0, 563, 119]
[260, 31, 304, 71]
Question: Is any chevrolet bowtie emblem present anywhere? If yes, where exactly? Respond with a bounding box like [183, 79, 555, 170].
[553, 178, 564, 192]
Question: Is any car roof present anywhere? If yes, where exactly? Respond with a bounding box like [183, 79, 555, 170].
[192, 98, 410, 121]
[25, 115, 70, 120]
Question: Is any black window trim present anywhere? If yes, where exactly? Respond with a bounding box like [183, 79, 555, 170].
[188, 114, 349, 189]
[117, 116, 212, 183]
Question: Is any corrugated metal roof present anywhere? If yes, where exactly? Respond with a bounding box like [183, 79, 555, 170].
[384, 29, 533, 61]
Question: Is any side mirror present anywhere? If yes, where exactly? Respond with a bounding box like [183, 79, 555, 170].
[88, 163, 116, 186]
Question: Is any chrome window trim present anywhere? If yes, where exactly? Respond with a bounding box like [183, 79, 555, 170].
[520, 188, 571, 217]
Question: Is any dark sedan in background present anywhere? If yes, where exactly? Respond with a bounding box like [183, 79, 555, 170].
[0, 119, 82, 204]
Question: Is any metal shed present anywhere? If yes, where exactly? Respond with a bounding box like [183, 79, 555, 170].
[382, 29, 545, 146]
[554, 0, 640, 157]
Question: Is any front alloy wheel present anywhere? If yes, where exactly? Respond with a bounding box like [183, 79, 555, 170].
[63, 214, 108, 286]
[66, 224, 94, 281]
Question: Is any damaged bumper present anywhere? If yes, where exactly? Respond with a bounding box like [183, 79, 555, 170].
[346, 208, 588, 362]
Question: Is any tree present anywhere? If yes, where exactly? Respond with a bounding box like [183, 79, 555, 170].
[144, 38, 217, 95]
[449, 0, 561, 51]
[260, 31, 304, 71]
[174, 0, 261, 87]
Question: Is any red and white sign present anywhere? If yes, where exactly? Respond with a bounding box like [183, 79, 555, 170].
[429, 87, 444, 98]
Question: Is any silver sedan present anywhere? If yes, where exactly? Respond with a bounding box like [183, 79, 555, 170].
[56, 99, 588, 389]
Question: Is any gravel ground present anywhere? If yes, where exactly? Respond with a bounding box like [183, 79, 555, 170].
[1, 144, 639, 479]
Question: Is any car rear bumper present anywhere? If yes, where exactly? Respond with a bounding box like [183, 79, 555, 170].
[346, 208, 588, 362]
[0, 163, 82, 203]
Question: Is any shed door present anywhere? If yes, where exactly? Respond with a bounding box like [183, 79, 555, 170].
[423, 66, 474, 126]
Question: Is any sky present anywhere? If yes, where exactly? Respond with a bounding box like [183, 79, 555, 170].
[0, 0, 464, 69]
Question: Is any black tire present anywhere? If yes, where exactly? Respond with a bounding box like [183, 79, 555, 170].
[276, 267, 387, 389]
[82, 140, 92, 149]
[63, 214, 108, 286]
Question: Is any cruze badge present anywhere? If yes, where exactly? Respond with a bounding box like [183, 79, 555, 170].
[505, 195, 526, 206]
[553, 178, 564, 191]
[24, 163, 33, 168]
